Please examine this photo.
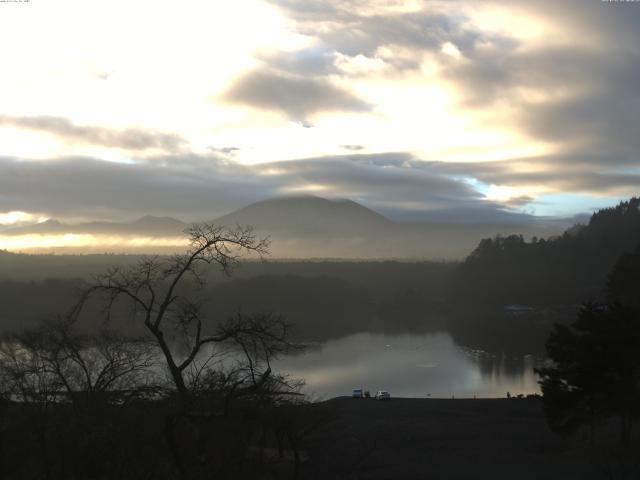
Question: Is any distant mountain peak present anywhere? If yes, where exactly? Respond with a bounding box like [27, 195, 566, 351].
[130, 215, 186, 227]
[213, 196, 394, 236]
[2, 215, 187, 236]
[41, 219, 62, 226]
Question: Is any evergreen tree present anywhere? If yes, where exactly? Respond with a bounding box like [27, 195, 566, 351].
[606, 243, 640, 309]
[537, 252, 640, 444]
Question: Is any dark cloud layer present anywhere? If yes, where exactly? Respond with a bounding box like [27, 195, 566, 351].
[0, 153, 526, 224]
[371, 155, 640, 196]
[222, 70, 370, 119]
[0, 155, 267, 220]
[446, 41, 640, 164]
[264, 153, 483, 209]
[0, 115, 187, 152]
[2, 148, 637, 225]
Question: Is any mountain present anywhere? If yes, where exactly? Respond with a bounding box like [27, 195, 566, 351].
[1, 219, 65, 235]
[210, 196, 569, 259]
[2, 215, 188, 236]
[212, 196, 393, 237]
[209, 196, 407, 258]
[125, 216, 188, 234]
[0, 196, 572, 258]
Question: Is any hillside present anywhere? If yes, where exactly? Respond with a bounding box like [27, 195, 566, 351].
[450, 197, 640, 307]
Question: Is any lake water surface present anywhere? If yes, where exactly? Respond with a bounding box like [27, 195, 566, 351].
[273, 332, 541, 399]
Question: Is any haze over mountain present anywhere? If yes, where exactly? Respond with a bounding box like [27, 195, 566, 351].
[0, 196, 576, 259]
[208, 196, 571, 258]
[213, 197, 393, 236]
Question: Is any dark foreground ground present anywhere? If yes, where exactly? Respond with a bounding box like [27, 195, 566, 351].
[298, 397, 631, 480]
[4, 395, 636, 479]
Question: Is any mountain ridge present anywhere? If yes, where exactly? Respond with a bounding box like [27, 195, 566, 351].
[0, 195, 574, 258]
[2, 215, 188, 236]
[212, 196, 394, 236]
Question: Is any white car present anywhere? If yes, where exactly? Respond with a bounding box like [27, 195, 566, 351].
[375, 390, 391, 400]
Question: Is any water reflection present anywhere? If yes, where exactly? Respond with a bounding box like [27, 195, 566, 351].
[273, 332, 541, 399]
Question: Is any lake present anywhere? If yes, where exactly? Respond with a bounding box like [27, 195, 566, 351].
[273, 332, 541, 399]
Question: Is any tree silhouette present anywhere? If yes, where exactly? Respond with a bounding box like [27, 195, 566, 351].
[537, 249, 640, 445]
[74, 223, 284, 407]
[70, 223, 307, 477]
[606, 243, 640, 309]
[451, 197, 640, 307]
[0, 223, 308, 479]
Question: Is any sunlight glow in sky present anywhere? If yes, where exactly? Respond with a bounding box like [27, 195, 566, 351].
[0, 234, 188, 253]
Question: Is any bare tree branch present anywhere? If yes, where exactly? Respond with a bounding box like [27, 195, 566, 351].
[72, 222, 280, 408]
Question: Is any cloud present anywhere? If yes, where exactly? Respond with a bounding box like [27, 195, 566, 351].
[435, 2, 640, 167]
[0, 115, 188, 152]
[338, 152, 640, 199]
[261, 153, 483, 207]
[0, 155, 271, 221]
[221, 69, 370, 119]
[424, 156, 640, 195]
[257, 155, 546, 224]
[446, 36, 640, 149]
[7, 148, 626, 226]
[0, 152, 531, 223]
[4, 0, 638, 225]
[262, 0, 640, 201]
[258, 48, 339, 77]
[521, 81, 640, 158]
[267, 0, 507, 65]
[208, 146, 241, 156]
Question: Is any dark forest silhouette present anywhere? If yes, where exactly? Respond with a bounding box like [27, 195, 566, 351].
[537, 245, 640, 447]
[450, 198, 640, 307]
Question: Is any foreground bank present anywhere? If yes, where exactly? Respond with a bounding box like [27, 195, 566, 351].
[298, 397, 630, 480]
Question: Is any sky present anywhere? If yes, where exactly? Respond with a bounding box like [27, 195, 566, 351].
[0, 0, 639, 237]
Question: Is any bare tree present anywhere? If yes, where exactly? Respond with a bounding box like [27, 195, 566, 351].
[0, 330, 64, 479]
[0, 317, 161, 479]
[184, 313, 304, 415]
[55, 223, 311, 478]
[0, 224, 311, 479]
[13, 317, 158, 409]
[73, 223, 300, 409]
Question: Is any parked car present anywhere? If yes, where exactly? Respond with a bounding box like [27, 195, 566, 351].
[352, 388, 364, 398]
[375, 390, 391, 400]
